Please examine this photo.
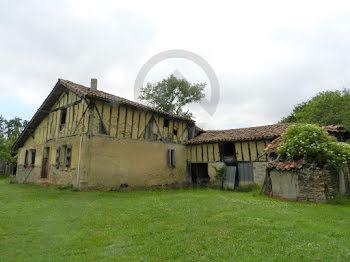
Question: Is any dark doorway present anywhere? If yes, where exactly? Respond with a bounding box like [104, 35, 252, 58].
[191, 163, 210, 184]
[41, 147, 50, 178]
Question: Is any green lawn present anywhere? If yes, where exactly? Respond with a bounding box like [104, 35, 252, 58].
[1, 176, 350, 262]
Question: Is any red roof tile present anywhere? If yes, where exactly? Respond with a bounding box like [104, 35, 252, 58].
[185, 123, 293, 144]
[59, 79, 194, 122]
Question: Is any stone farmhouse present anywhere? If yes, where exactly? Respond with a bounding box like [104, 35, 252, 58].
[13, 79, 292, 189]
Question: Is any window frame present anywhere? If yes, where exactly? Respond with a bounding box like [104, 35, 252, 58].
[30, 149, 36, 167]
[168, 149, 176, 167]
[59, 108, 67, 131]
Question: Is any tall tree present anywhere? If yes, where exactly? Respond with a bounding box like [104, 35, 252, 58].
[281, 89, 350, 131]
[139, 74, 205, 118]
[0, 115, 28, 163]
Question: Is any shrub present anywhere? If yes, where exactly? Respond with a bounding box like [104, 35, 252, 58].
[277, 124, 350, 169]
[211, 165, 226, 189]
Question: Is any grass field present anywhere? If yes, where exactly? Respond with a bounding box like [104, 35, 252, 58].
[1, 175, 350, 261]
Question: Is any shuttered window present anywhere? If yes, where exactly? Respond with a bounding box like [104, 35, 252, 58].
[64, 144, 72, 168]
[24, 150, 29, 167]
[30, 149, 36, 167]
[55, 146, 60, 169]
[168, 149, 176, 167]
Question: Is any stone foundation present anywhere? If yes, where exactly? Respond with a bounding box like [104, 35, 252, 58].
[270, 168, 340, 203]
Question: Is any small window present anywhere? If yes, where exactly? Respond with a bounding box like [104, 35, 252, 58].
[173, 129, 178, 136]
[24, 150, 29, 167]
[30, 149, 36, 167]
[164, 118, 169, 128]
[168, 149, 176, 167]
[64, 144, 72, 168]
[55, 146, 60, 169]
[59, 108, 67, 131]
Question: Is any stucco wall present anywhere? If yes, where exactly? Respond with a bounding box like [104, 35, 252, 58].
[16, 135, 87, 186]
[85, 135, 188, 188]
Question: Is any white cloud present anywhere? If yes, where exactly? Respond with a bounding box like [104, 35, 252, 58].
[1, 0, 350, 129]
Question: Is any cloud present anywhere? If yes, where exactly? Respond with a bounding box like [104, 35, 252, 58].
[1, 0, 350, 131]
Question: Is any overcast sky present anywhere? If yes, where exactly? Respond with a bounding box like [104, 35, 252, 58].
[1, 0, 350, 130]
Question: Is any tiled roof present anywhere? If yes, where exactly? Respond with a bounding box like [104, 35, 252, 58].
[185, 123, 293, 144]
[267, 159, 307, 170]
[59, 79, 194, 122]
[12, 79, 194, 150]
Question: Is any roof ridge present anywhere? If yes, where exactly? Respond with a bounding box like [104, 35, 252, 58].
[202, 123, 292, 133]
[59, 79, 194, 122]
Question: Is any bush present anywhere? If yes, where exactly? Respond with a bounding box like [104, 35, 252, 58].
[277, 124, 350, 169]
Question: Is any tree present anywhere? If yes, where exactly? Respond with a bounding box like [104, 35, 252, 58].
[139, 74, 205, 118]
[277, 124, 350, 169]
[281, 89, 350, 131]
[0, 115, 28, 163]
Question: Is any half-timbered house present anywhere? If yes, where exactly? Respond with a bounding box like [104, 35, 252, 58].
[13, 79, 197, 188]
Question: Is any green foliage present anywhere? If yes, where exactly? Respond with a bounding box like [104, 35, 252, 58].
[0, 115, 27, 163]
[211, 164, 226, 189]
[281, 89, 350, 131]
[277, 124, 350, 168]
[0, 137, 15, 163]
[139, 74, 205, 118]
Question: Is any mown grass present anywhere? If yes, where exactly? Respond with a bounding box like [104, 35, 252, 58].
[1, 175, 350, 261]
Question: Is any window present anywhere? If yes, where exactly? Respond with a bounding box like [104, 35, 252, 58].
[164, 118, 169, 128]
[173, 129, 178, 136]
[168, 149, 176, 167]
[30, 149, 36, 167]
[55, 146, 60, 169]
[59, 108, 67, 131]
[64, 144, 72, 168]
[24, 150, 29, 167]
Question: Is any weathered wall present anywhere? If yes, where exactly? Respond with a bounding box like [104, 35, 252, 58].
[270, 168, 340, 203]
[91, 100, 192, 143]
[186, 140, 270, 163]
[253, 162, 267, 185]
[85, 135, 188, 188]
[187, 143, 221, 163]
[207, 162, 225, 182]
[15, 88, 89, 186]
[16, 135, 87, 186]
[47, 90, 88, 140]
[338, 167, 350, 194]
[270, 170, 299, 200]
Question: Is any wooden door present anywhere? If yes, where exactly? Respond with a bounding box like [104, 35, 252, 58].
[224, 166, 237, 189]
[237, 162, 254, 185]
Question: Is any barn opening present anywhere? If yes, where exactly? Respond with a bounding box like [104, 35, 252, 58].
[222, 142, 235, 162]
[190, 163, 210, 184]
